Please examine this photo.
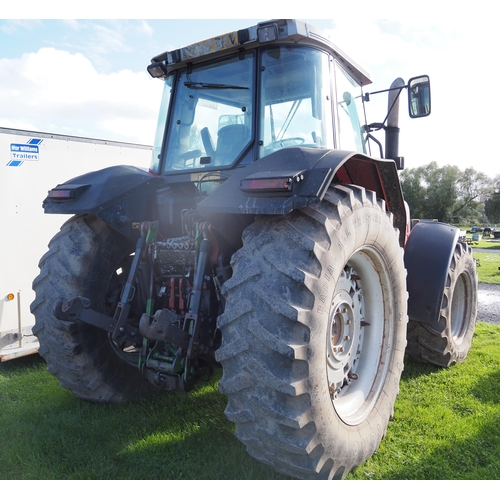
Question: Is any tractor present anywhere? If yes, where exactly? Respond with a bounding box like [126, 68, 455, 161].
[31, 19, 477, 479]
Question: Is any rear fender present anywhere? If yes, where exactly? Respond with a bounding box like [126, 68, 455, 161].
[404, 222, 460, 323]
[43, 165, 165, 240]
[197, 147, 406, 246]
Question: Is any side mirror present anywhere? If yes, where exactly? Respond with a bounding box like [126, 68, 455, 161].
[408, 75, 431, 118]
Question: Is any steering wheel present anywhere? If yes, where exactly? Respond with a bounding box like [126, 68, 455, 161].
[265, 137, 306, 154]
[275, 137, 305, 147]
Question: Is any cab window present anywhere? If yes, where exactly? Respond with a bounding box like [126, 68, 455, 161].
[163, 53, 254, 172]
[259, 46, 334, 157]
[335, 63, 366, 153]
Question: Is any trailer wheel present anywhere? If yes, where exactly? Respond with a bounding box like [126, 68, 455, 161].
[216, 185, 407, 479]
[31, 214, 158, 403]
[406, 240, 477, 367]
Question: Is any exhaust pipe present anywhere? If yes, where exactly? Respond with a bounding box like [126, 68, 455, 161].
[385, 77, 405, 169]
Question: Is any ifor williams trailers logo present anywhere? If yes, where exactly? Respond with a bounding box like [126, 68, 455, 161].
[7, 138, 43, 167]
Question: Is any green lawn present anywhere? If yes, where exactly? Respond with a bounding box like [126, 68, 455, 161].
[470, 238, 500, 251]
[473, 251, 500, 285]
[1, 322, 499, 480]
[457, 231, 500, 284]
[349, 322, 500, 480]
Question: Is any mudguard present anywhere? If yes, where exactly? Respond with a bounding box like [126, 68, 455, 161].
[404, 221, 460, 323]
[197, 147, 407, 246]
[43, 165, 165, 240]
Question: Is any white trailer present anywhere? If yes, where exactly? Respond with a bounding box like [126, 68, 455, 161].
[0, 127, 152, 361]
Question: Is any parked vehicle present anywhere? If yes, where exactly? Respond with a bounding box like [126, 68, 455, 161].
[0, 127, 152, 361]
[31, 20, 477, 479]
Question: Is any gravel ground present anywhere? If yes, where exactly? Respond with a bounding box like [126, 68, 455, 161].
[477, 283, 500, 324]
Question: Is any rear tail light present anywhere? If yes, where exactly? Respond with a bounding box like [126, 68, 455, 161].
[240, 177, 292, 192]
[240, 171, 305, 194]
[46, 184, 90, 201]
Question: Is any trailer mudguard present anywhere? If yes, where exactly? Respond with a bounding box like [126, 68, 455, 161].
[404, 221, 461, 324]
[197, 147, 407, 246]
[42, 165, 165, 239]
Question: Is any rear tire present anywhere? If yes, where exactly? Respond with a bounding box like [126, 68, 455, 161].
[216, 185, 407, 479]
[31, 214, 158, 403]
[406, 240, 477, 367]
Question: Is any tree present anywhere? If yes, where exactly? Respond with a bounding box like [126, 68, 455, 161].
[485, 175, 500, 224]
[423, 163, 459, 222]
[398, 165, 426, 219]
[400, 162, 459, 222]
[451, 167, 492, 224]
[400, 163, 493, 224]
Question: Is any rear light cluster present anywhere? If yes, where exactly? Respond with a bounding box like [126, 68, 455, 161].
[46, 184, 90, 201]
[47, 189, 75, 200]
[240, 171, 305, 194]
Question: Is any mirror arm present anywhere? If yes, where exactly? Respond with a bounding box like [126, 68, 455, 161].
[363, 84, 407, 102]
[364, 87, 405, 130]
[365, 122, 386, 132]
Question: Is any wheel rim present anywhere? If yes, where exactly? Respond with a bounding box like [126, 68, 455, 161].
[326, 248, 393, 426]
[450, 273, 472, 344]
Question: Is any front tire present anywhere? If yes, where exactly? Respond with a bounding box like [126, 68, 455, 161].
[216, 185, 407, 479]
[406, 240, 477, 367]
[31, 214, 158, 403]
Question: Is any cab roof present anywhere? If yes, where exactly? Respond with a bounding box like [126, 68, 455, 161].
[148, 19, 372, 86]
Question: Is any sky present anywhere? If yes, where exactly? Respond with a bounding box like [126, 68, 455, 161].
[1, 1, 498, 177]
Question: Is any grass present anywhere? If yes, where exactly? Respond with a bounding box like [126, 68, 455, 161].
[0, 359, 283, 480]
[455, 229, 500, 283]
[474, 251, 500, 284]
[349, 322, 500, 480]
[1, 323, 500, 480]
[459, 232, 500, 284]
[457, 225, 500, 250]
[469, 238, 500, 251]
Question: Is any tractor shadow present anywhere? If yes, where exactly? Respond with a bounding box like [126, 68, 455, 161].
[0, 359, 284, 480]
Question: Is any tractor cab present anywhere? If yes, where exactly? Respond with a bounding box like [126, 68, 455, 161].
[147, 20, 372, 177]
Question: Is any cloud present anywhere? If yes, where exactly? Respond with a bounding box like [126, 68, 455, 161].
[0, 47, 163, 144]
[137, 20, 153, 38]
[54, 20, 133, 71]
[0, 19, 42, 34]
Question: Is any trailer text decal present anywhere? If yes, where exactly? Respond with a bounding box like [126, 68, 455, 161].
[7, 138, 43, 167]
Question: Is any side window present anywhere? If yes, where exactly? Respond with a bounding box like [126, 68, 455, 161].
[150, 74, 174, 174]
[259, 47, 334, 158]
[335, 64, 366, 153]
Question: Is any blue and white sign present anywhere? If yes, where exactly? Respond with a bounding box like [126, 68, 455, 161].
[7, 138, 43, 167]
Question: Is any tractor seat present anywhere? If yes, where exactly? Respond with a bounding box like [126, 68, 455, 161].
[214, 124, 250, 166]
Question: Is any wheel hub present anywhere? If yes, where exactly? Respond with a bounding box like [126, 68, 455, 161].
[325, 251, 392, 426]
[326, 266, 363, 401]
[329, 293, 356, 364]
